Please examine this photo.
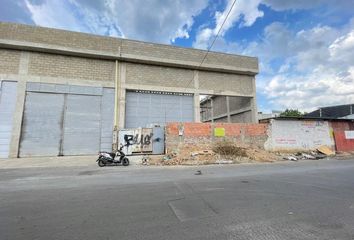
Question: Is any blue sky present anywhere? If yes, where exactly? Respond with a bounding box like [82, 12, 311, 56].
[1, 0, 354, 113]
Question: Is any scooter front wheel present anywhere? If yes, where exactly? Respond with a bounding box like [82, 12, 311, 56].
[122, 157, 129, 166]
[98, 160, 106, 167]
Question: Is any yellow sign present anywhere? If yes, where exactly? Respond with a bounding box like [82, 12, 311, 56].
[214, 128, 225, 137]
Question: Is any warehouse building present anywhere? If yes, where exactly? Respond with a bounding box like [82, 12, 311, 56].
[0, 22, 258, 158]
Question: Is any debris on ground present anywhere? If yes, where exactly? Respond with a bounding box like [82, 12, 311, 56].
[317, 146, 335, 156]
[283, 150, 329, 161]
[160, 141, 280, 166]
[195, 170, 202, 175]
[215, 160, 233, 164]
[284, 155, 298, 161]
[191, 150, 214, 157]
[301, 153, 316, 160]
[142, 156, 150, 165]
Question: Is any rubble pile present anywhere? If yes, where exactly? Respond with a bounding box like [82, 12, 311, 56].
[161, 141, 279, 165]
[281, 146, 334, 161]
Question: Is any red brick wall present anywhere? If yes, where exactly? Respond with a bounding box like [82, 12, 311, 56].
[165, 122, 269, 155]
[166, 123, 267, 137]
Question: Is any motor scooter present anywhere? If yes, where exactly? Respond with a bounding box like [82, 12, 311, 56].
[96, 144, 129, 167]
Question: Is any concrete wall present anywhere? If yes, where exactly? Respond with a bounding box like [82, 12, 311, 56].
[265, 119, 335, 151]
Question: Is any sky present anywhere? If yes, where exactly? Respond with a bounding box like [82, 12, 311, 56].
[1, 0, 354, 113]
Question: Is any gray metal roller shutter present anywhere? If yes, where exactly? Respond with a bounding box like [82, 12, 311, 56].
[20, 83, 115, 157]
[20, 92, 64, 157]
[0, 81, 17, 158]
[62, 94, 101, 155]
[100, 88, 114, 152]
[125, 91, 194, 128]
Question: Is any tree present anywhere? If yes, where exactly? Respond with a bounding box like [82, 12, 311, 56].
[279, 109, 304, 117]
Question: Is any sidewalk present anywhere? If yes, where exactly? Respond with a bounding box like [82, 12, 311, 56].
[0, 155, 146, 169]
[0, 156, 97, 169]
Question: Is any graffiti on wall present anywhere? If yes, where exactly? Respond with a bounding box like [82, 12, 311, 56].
[124, 133, 153, 146]
[119, 128, 153, 153]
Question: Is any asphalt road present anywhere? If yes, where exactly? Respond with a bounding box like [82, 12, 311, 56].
[1, 159, 354, 240]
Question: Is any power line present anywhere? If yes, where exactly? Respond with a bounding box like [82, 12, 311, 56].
[186, 0, 238, 88]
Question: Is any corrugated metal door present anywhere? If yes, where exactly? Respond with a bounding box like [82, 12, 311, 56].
[62, 94, 101, 155]
[20, 92, 64, 157]
[100, 88, 114, 152]
[152, 127, 165, 154]
[125, 91, 194, 128]
[0, 81, 17, 158]
[20, 83, 113, 157]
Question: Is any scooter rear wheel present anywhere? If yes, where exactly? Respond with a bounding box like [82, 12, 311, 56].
[98, 160, 106, 167]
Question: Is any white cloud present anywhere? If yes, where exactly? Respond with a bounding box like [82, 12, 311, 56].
[329, 30, 354, 63]
[25, 0, 85, 33]
[262, 0, 353, 12]
[262, 0, 324, 11]
[254, 22, 354, 111]
[24, 0, 208, 43]
[193, 0, 263, 49]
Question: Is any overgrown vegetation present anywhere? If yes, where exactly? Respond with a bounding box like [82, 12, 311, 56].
[212, 141, 247, 157]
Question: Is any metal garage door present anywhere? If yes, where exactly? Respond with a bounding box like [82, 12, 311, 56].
[125, 91, 194, 128]
[0, 81, 17, 158]
[20, 92, 64, 157]
[62, 94, 101, 155]
[20, 83, 114, 157]
[100, 88, 114, 152]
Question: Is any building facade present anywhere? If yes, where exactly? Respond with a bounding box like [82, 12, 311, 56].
[0, 22, 258, 158]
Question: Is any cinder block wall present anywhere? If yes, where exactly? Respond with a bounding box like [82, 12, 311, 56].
[125, 62, 195, 89]
[0, 49, 21, 74]
[165, 122, 268, 155]
[28, 52, 115, 82]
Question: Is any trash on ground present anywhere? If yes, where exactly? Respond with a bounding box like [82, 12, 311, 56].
[215, 160, 233, 164]
[301, 153, 316, 160]
[317, 146, 335, 156]
[195, 170, 202, 175]
[284, 156, 298, 161]
[191, 150, 214, 157]
[142, 156, 150, 165]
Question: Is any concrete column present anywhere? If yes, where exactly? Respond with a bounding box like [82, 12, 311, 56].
[210, 97, 214, 123]
[250, 76, 258, 123]
[118, 62, 126, 129]
[193, 70, 200, 122]
[194, 93, 200, 122]
[9, 51, 29, 158]
[226, 96, 231, 123]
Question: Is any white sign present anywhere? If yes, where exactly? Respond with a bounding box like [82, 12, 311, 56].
[345, 131, 354, 139]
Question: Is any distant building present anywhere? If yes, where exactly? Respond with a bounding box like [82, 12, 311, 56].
[257, 110, 281, 120]
[305, 104, 354, 119]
